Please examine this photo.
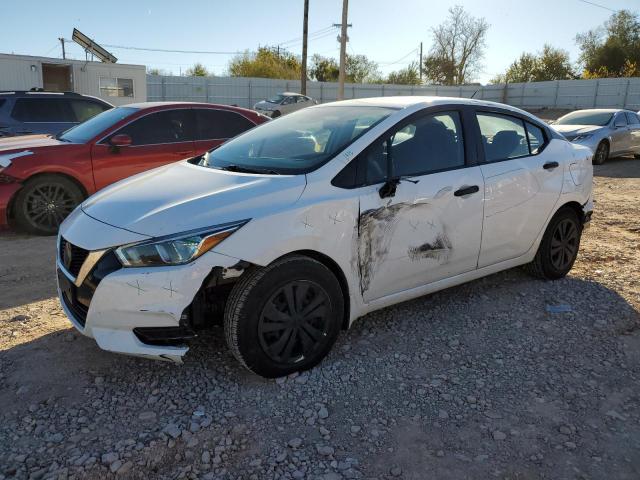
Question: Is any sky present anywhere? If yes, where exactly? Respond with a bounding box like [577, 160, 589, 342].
[1, 0, 638, 84]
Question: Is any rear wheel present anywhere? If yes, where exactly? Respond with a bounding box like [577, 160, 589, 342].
[224, 255, 343, 378]
[271, 110, 281, 118]
[13, 175, 84, 235]
[593, 141, 609, 165]
[525, 208, 582, 280]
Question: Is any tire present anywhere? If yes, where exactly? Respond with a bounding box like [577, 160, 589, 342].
[634, 153, 640, 159]
[271, 110, 281, 118]
[224, 255, 344, 378]
[524, 207, 582, 280]
[593, 141, 609, 165]
[13, 175, 84, 235]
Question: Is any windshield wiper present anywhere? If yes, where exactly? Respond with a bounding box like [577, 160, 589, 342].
[219, 164, 280, 175]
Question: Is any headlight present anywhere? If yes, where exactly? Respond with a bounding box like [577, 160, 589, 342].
[115, 220, 248, 267]
[573, 134, 593, 141]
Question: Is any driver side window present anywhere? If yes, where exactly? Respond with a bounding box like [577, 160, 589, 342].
[114, 109, 193, 146]
[361, 111, 466, 184]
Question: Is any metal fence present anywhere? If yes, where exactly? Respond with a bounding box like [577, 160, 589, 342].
[147, 75, 640, 111]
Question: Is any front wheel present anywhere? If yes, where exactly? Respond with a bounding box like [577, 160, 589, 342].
[224, 255, 344, 378]
[13, 175, 84, 235]
[525, 208, 582, 280]
[593, 141, 609, 165]
[271, 110, 281, 118]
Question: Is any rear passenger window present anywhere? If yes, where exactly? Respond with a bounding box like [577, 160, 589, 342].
[525, 122, 546, 154]
[0, 99, 6, 109]
[477, 113, 529, 162]
[70, 100, 110, 123]
[11, 98, 74, 122]
[194, 109, 255, 140]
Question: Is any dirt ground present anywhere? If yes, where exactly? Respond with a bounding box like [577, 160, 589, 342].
[0, 158, 639, 480]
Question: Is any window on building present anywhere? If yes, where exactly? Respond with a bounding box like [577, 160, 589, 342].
[99, 77, 134, 97]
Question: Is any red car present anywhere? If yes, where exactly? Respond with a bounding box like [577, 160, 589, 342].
[0, 102, 268, 235]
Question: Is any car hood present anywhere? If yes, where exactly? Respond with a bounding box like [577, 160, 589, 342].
[552, 124, 604, 136]
[81, 161, 307, 237]
[0, 134, 66, 153]
[254, 100, 276, 111]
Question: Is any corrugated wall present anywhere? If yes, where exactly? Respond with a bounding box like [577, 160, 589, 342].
[147, 74, 640, 111]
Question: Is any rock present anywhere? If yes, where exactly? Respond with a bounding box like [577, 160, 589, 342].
[438, 410, 449, 419]
[492, 431, 507, 441]
[390, 466, 402, 477]
[138, 411, 157, 422]
[288, 437, 303, 449]
[101, 452, 118, 465]
[317, 445, 335, 456]
[163, 424, 182, 439]
[318, 406, 329, 419]
[110, 460, 122, 473]
[201, 451, 211, 464]
[117, 461, 133, 475]
[350, 425, 361, 433]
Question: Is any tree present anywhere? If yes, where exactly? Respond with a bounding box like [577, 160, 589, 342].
[147, 67, 172, 76]
[309, 54, 380, 83]
[576, 10, 640, 78]
[492, 45, 575, 83]
[310, 54, 339, 82]
[185, 63, 210, 77]
[386, 62, 421, 85]
[422, 5, 489, 85]
[228, 47, 301, 79]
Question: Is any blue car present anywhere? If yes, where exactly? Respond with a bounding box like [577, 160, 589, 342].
[0, 90, 113, 137]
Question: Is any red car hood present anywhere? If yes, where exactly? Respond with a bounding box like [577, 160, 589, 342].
[0, 134, 66, 153]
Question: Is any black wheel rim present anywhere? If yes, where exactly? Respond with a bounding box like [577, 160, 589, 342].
[550, 218, 579, 270]
[24, 184, 77, 231]
[258, 280, 331, 364]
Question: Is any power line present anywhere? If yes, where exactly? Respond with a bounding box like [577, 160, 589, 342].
[379, 48, 418, 66]
[64, 39, 244, 55]
[575, 0, 617, 12]
[278, 25, 336, 47]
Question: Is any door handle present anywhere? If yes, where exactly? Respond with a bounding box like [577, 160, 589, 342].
[174, 150, 192, 155]
[454, 185, 479, 197]
[543, 161, 559, 170]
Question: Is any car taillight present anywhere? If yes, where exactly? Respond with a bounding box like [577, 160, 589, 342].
[0, 173, 18, 184]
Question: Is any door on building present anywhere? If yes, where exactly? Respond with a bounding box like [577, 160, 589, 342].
[42, 64, 72, 92]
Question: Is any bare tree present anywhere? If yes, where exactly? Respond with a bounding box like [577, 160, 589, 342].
[423, 5, 489, 85]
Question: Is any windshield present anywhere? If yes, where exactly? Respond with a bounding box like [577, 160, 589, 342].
[555, 111, 613, 126]
[58, 107, 138, 143]
[267, 94, 286, 104]
[198, 105, 395, 174]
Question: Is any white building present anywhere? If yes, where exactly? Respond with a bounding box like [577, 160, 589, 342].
[0, 53, 147, 105]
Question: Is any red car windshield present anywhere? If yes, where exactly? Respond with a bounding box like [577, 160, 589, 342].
[58, 107, 138, 144]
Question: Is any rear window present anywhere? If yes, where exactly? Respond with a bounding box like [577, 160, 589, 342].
[11, 98, 75, 122]
[0, 99, 6, 109]
[195, 109, 255, 140]
[625, 112, 640, 125]
[70, 99, 111, 122]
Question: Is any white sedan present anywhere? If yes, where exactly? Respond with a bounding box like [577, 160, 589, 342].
[57, 97, 593, 378]
[253, 92, 316, 118]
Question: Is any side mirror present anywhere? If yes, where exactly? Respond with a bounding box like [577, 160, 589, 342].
[110, 134, 132, 147]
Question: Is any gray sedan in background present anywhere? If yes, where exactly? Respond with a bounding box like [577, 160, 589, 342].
[552, 109, 640, 164]
[253, 92, 317, 118]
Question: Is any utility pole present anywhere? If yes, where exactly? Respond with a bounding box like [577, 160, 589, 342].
[301, 0, 309, 95]
[337, 0, 349, 100]
[59, 37, 66, 59]
[419, 42, 423, 82]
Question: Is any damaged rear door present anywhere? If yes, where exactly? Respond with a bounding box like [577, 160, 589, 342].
[355, 108, 484, 302]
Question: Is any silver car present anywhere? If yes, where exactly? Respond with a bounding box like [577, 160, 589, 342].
[253, 92, 316, 118]
[552, 109, 640, 164]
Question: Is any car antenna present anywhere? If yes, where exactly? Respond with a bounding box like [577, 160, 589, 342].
[470, 88, 481, 99]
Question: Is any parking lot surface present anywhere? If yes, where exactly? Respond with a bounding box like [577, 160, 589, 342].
[0, 159, 639, 480]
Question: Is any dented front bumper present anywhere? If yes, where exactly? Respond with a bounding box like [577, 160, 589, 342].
[56, 214, 243, 363]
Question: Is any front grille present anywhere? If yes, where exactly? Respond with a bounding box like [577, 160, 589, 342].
[60, 287, 88, 326]
[59, 238, 89, 277]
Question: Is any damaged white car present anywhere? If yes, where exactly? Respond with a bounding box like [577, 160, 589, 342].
[57, 97, 593, 378]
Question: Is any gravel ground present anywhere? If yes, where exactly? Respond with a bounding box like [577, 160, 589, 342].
[0, 158, 639, 480]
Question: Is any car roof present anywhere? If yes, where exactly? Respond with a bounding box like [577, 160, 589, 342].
[315, 96, 540, 119]
[281, 92, 303, 96]
[122, 101, 257, 114]
[562, 108, 623, 114]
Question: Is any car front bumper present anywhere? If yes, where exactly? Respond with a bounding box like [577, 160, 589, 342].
[56, 219, 243, 363]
